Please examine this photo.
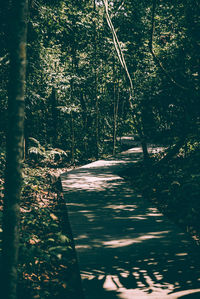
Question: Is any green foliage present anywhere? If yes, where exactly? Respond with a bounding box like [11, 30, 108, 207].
[15, 165, 79, 298]
[27, 138, 69, 165]
[0, 150, 5, 174]
[0, 2, 199, 297]
[124, 144, 200, 244]
[0, 0, 199, 159]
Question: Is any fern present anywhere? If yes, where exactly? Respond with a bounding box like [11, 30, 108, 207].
[45, 148, 68, 161]
[28, 137, 45, 152]
[28, 147, 46, 160]
[28, 138, 68, 164]
[28, 137, 41, 147]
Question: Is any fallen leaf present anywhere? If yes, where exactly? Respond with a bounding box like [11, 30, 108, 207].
[62, 283, 67, 289]
[29, 236, 40, 245]
[50, 213, 58, 221]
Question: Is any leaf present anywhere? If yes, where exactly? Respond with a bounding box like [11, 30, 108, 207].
[47, 238, 55, 242]
[41, 190, 48, 195]
[29, 236, 40, 245]
[57, 254, 62, 260]
[31, 185, 39, 191]
[50, 213, 58, 221]
[62, 283, 67, 289]
[57, 233, 70, 243]
[49, 246, 68, 253]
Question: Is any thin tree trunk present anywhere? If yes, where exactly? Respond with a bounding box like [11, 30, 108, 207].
[51, 87, 58, 147]
[95, 87, 99, 159]
[80, 92, 88, 157]
[141, 139, 149, 163]
[70, 74, 76, 164]
[113, 81, 119, 156]
[70, 111, 75, 164]
[2, 1, 28, 299]
[93, 14, 99, 159]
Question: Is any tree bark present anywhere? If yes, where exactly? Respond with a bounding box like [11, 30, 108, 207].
[2, 1, 28, 298]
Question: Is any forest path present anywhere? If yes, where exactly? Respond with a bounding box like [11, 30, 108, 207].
[61, 146, 200, 299]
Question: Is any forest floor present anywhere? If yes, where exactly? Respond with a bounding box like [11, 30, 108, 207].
[0, 141, 200, 298]
[0, 159, 81, 299]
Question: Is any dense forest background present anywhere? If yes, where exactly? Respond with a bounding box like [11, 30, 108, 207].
[0, 0, 199, 298]
[1, 0, 199, 159]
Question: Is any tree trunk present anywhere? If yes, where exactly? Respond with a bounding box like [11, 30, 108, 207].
[93, 19, 99, 159]
[141, 139, 150, 163]
[113, 82, 119, 156]
[80, 92, 88, 157]
[95, 90, 99, 159]
[2, 1, 28, 299]
[51, 87, 58, 147]
[70, 111, 75, 164]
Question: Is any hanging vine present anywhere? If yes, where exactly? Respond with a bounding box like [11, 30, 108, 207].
[103, 0, 134, 108]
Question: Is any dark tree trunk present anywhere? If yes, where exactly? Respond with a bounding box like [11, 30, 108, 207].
[80, 92, 88, 156]
[1, 1, 28, 298]
[93, 16, 99, 159]
[141, 139, 150, 163]
[70, 111, 75, 164]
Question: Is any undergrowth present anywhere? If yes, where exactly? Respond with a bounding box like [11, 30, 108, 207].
[0, 153, 82, 299]
[0, 137, 119, 299]
[123, 140, 200, 245]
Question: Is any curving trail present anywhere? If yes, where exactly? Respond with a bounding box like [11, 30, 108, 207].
[61, 145, 200, 299]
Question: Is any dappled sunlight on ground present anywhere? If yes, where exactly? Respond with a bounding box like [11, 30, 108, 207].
[82, 271, 200, 298]
[61, 145, 200, 298]
[102, 231, 169, 248]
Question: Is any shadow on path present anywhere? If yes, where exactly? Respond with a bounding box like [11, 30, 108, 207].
[61, 147, 200, 298]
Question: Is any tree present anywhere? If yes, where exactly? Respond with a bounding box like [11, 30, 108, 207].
[1, 1, 28, 298]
